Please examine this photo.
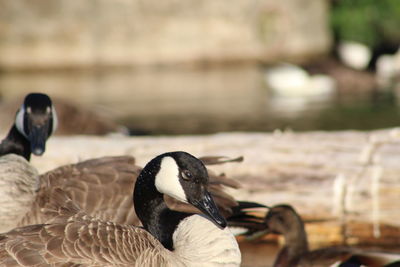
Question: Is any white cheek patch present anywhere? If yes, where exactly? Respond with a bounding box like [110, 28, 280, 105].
[15, 105, 28, 138]
[155, 156, 187, 203]
[51, 105, 58, 135]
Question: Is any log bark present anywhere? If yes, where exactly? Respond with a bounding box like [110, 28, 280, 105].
[29, 128, 400, 247]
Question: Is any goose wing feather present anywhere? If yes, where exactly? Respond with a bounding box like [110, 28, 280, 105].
[18, 156, 141, 227]
[18, 155, 242, 227]
[1, 188, 173, 267]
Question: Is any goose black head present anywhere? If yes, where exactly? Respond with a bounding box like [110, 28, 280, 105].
[152, 151, 227, 228]
[15, 93, 57, 156]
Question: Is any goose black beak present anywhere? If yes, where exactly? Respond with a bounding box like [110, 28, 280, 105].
[28, 124, 49, 156]
[192, 191, 227, 228]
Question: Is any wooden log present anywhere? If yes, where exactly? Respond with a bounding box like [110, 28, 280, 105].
[25, 128, 400, 247]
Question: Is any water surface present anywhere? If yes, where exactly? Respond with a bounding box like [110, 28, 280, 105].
[0, 65, 398, 134]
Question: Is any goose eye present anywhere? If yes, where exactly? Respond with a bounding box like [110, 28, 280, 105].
[26, 107, 32, 114]
[181, 170, 192, 181]
[46, 106, 51, 114]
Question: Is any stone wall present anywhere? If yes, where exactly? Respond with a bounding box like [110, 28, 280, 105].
[0, 0, 332, 70]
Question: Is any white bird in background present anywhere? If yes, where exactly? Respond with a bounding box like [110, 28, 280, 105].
[338, 41, 372, 70]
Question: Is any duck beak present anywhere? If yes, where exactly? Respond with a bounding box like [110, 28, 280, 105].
[28, 123, 49, 156]
[192, 191, 227, 228]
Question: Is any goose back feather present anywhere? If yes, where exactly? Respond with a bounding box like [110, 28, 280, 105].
[0, 188, 172, 266]
[18, 156, 141, 227]
[17, 155, 243, 230]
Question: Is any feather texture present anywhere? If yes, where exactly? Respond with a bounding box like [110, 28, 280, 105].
[0, 154, 40, 233]
[0, 188, 174, 266]
[17, 155, 242, 229]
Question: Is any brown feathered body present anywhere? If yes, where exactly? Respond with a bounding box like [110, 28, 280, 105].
[18, 156, 141, 227]
[0, 188, 240, 266]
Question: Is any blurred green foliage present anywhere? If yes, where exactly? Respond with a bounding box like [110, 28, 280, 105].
[331, 0, 400, 48]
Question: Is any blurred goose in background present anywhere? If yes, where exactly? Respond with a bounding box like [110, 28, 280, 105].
[0, 94, 127, 136]
[0, 151, 241, 266]
[263, 204, 400, 267]
[0, 92, 57, 161]
[0, 93, 56, 232]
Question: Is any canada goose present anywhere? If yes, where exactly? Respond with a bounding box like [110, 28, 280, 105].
[0, 151, 242, 266]
[0, 92, 55, 233]
[264, 204, 400, 267]
[0, 93, 57, 161]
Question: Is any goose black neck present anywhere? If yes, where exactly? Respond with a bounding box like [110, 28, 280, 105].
[0, 125, 31, 161]
[133, 158, 188, 251]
